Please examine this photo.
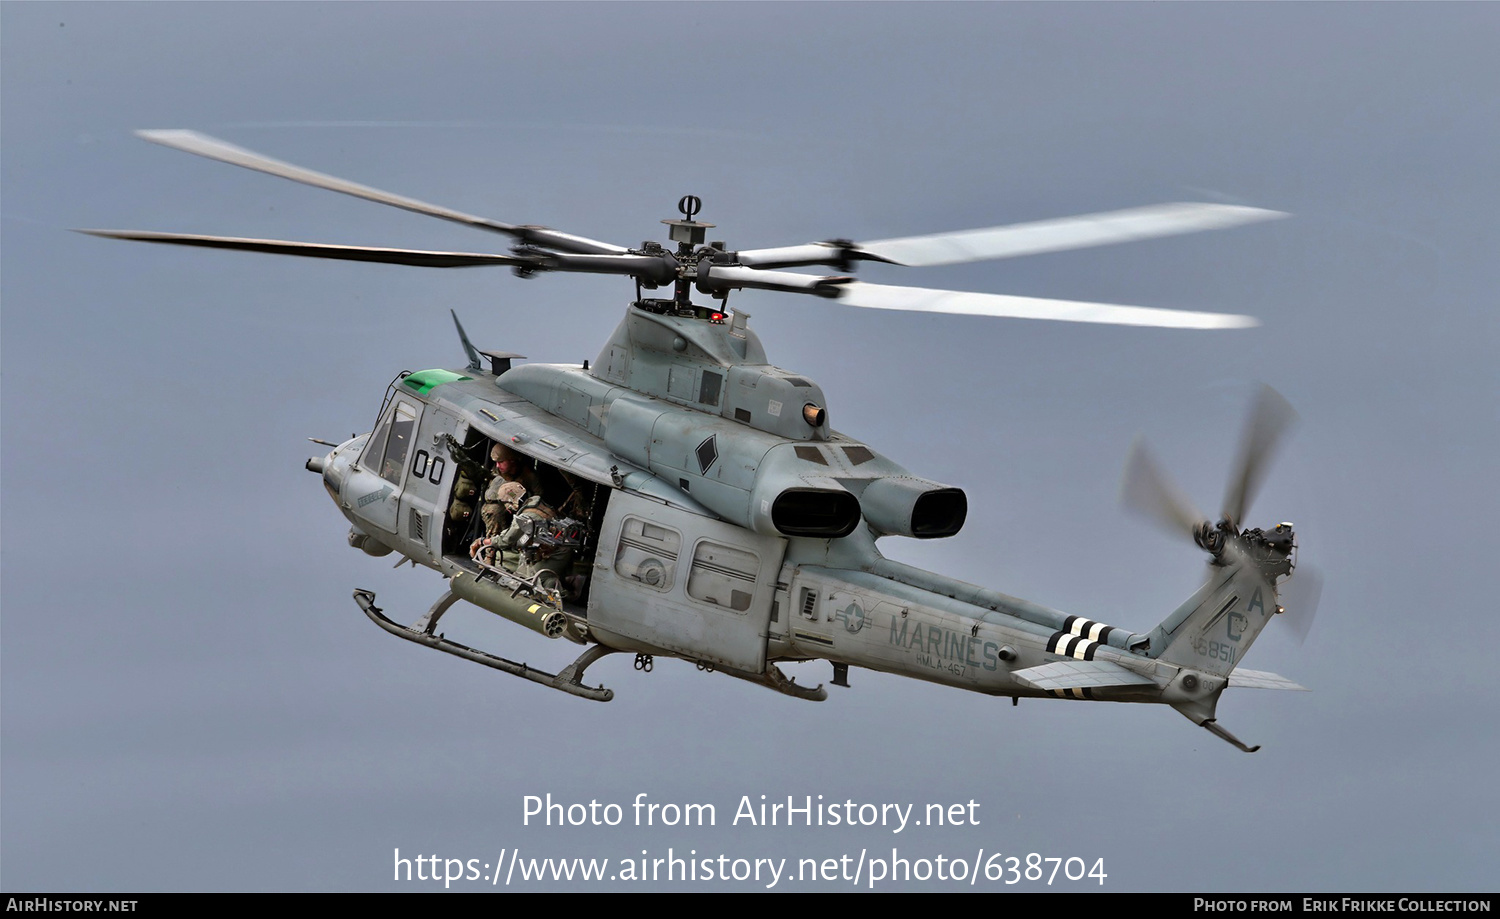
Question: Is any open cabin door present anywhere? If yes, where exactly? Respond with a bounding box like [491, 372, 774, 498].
[590, 490, 786, 673]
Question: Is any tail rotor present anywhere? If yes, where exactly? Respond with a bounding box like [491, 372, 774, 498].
[1221, 384, 1299, 530]
[1119, 384, 1318, 640]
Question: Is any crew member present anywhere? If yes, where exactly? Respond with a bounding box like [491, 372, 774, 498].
[443, 434, 489, 546]
[479, 444, 541, 539]
[472, 483, 573, 590]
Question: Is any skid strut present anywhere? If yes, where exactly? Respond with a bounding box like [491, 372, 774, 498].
[353, 588, 616, 701]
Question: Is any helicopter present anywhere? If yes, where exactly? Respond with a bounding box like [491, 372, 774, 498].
[85, 129, 1321, 753]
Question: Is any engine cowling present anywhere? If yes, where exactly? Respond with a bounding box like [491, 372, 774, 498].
[859, 476, 968, 539]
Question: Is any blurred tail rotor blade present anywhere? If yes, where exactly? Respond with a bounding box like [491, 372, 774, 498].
[1278, 566, 1323, 645]
[1120, 437, 1206, 541]
[1222, 384, 1299, 526]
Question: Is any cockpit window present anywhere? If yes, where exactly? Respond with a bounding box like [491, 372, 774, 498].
[362, 414, 393, 472]
[378, 402, 418, 484]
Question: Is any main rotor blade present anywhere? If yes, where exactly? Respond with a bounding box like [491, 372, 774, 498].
[1221, 384, 1299, 526]
[698, 263, 853, 297]
[833, 281, 1258, 329]
[858, 203, 1287, 268]
[736, 203, 1287, 270]
[77, 230, 533, 268]
[135, 130, 628, 256]
[1120, 437, 1207, 540]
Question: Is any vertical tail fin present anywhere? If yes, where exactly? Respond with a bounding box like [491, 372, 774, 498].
[1146, 558, 1279, 679]
[1144, 559, 1282, 752]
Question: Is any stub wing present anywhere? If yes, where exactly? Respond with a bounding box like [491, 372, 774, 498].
[1011, 660, 1158, 692]
[1227, 668, 1308, 691]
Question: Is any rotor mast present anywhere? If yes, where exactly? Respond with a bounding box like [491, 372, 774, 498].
[658, 194, 717, 312]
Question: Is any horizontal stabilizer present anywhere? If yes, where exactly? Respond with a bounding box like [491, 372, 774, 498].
[1228, 668, 1308, 691]
[1012, 660, 1157, 692]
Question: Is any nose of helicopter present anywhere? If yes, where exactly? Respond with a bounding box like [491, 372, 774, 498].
[304, 449, 343, 504]
[305, 435, 364, 502]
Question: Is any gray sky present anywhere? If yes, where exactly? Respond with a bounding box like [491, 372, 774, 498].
[4, 2, 1496, 892]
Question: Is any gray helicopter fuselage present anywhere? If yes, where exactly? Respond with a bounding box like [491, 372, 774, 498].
[316, 304, 1262, 707]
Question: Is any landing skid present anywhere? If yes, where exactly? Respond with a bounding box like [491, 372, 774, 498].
[715, 661, 829, 702]
[353, 588, 616, 702]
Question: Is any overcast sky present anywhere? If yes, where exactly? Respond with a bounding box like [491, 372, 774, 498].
[3, 2, 1496, 892]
